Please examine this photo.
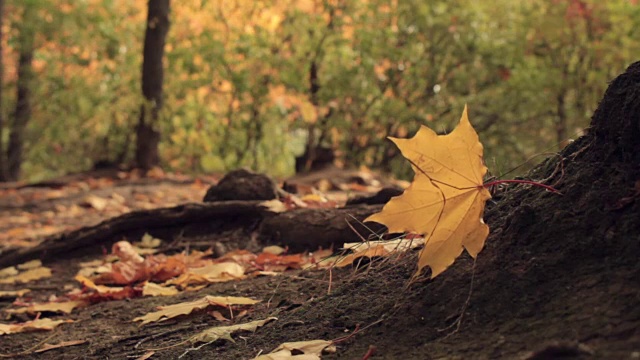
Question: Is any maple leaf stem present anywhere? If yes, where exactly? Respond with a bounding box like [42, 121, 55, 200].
[482, 179, 560, 193]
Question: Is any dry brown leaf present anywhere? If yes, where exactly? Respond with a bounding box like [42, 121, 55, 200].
[146, 254, 187, 282]
[0, 266, 19, 278]
[190, 317, 277, 343]
[5, 300, 87, 315]
[110, 192, 126, 204]
[81, 194, 109, 210]
[260, 199, 288, 212]
[0, 318, 74, 335]
[0, 266, 52, 284]
[255, 253, 306, 271]
[210, 310, 230, 322]
[262, 245, 286, 255]
[107, 241, 147, 284]
[300, 194, 325, 203]
[135, 233, 162, 249]
[335, 245, 390, 268]
[34, 340, 87, 353]
[255, 339, 335, 359]
[92, 241, 195, 285]
[166, 262, 244, 287]
[341, 237, 425, 252]
[16, 260, 43, 270]
[142, 282, 179, 297]
[335, 238, 425, 268]
[76, 261, 112, 278]
[78, 259, 111, 268]
[302, 248, 338, 270]
[133, 295, 260, 325]
[216, 249, 257, 264]
[76, 275, 125, 294]
[0, 289, 30, 298]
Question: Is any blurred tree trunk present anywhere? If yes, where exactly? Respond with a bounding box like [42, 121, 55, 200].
[6, 4, 35, 181]
[555, 92, 568, 149]
[0, 0, 5, 180]
[135, 0, 170, 170]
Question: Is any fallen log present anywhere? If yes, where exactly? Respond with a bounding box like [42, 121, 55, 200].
[0, 201, 384, 268]
[259, 205, 384, 251]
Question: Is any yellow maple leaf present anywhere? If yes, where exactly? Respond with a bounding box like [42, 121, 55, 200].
[366, 106, 491, 278]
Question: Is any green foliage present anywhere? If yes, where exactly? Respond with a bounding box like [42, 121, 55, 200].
[1, 0, 639, 181]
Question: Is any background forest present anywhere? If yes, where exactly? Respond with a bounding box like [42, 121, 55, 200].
[0, 0, 639, 182]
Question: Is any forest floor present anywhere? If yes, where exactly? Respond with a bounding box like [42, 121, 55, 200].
[1, 64, 640, 360]
[0, 158, 637, 360]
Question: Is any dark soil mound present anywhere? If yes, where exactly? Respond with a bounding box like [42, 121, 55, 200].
[239, 62, 640, 359]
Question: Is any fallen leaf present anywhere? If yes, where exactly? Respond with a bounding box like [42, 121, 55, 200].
[341, 237, 425, 252]
[304, 248, 337, 269]
[5, 300, 87, 315]
[0, 266, 52, 284]
[262, 245, 286, 255]
[34, 340, 87, 353]
[210, 310, 230, 322]
[167, 262, 244, 287]
[216, 249, 257, 265]
[76, 261, 112, 278]
[147, 254, 187, 282]
[110, 192, 127, 204]
[133, 295, 260, 325]
[142, 282, 179, 297]
[366, 106, 491, 278]
[0, 289, 30, 298]
[300, 194, 325, 203]
[261, 199, 288, 213]
[255, 253, 306, 271]
[0, 318, 74, 335]
[255, 271, 281, 276]
[76, 275, 125, 294]
[91, 242, 193, 285]
[235, 309, 249, 320]
[136, 233, 162, 249]
[190, 317, 277, 343]
[0, 266, 18, 278]
[256, 339, 335, 360]
[189, 262, 244, 282]
[17, 260, 43, 270]
[335, 245, 390, 268]
[81, 194, 109, 210]
[108, 241, 148, 284]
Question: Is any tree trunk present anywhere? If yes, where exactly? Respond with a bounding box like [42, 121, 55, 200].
[0, 0, 5, 181]
[135, 0, 170, 170]
[555, 92, 568, 149]
[6, 4, 35, 181]
[300, 60, 320, 173]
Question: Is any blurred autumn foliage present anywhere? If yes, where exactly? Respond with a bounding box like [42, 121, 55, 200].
[0, 0, 639, 181]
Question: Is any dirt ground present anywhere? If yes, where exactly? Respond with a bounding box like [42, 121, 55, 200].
[1, 64, 640, 359]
